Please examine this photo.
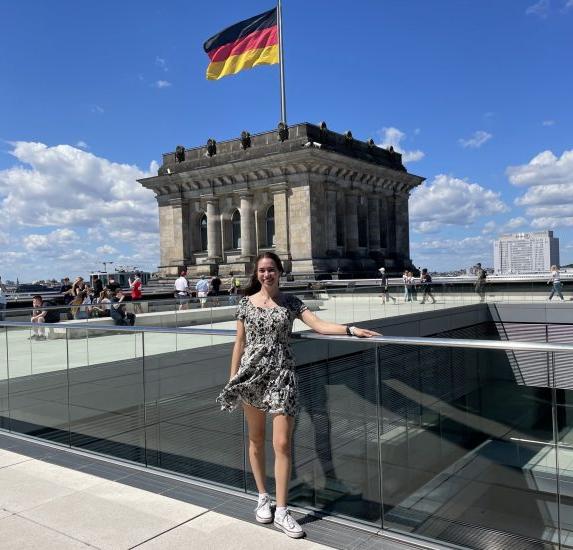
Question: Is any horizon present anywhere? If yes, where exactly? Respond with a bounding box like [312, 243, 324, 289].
[1, 1, 571, 280]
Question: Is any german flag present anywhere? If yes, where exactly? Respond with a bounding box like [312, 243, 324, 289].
[204, 8, 279, 81]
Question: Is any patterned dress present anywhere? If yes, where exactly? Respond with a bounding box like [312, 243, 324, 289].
[217, 294, 308, 417]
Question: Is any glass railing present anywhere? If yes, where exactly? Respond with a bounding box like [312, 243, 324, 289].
[1, 319, 573, 548]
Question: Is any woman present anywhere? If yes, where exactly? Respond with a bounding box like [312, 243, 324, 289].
[548, 265, 565, 301]
[402, 270, 412, 302]
[217, 252, 379, 539]
[70, 291, 91, 320]
[92, 289, 112, 317]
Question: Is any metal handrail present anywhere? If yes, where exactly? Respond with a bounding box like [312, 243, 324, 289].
[1, 320, 573, 353]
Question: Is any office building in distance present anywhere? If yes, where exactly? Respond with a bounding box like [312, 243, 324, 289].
[493, 230, 559, 274]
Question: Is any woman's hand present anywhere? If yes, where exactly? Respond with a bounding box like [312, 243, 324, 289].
[352, 327, 381, 338]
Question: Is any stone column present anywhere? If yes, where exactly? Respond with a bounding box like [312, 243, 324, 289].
[205, 196, 222, 260]
[326, 185, 338, 252]
[367, 195, 381, 251]
[394, 192, 410, 262]
[239, 192, 256, 259]
[345, 191, 359, 252]
[270, 183, 290, 259]
[386, 191, 397, 256]
[378, 195, 389, 250]
[165, 197, 192, 266]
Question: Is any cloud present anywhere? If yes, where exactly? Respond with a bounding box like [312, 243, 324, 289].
[566, 0, 573, 9]
[377, 127, 425, 163]
[542, 120, 556, 126]
[91, 105, 104, 114]
[155, 56, 168, 72]
[502, 217, 528, 232]
[526, 0, 550, 17]
[507, 149, 573, 229]
[411, 235, 493, 269]
[410, 174, 509, 232]
[154, 80, 172, 89]
[75, 140, 89, 149]
[458, 130, 492, 149]
[0, 141, 159, 277]
[96, 245, 118, 255]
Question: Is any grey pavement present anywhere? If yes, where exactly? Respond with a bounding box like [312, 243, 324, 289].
[0, 434, 430, 550]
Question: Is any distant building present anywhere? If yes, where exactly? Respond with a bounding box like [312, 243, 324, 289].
[494, 231, 559, 274]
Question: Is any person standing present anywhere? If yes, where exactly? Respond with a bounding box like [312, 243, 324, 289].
[379, 267, 396, 304]
[196, 276, 210, 308]
[129, 273, 143, 313]
[174, 269, 190, 310]
[419, 268, 436, 304]
[106, 276, 120, 293]
[548, 265, 565, 301]
[402, 270, 412, 302]
[475, 263, 487, 303]
[92, 274, 104, 297]
[217, 252, 379, 539]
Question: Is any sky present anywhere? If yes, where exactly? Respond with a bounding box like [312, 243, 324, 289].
[0, 0, 572, 281]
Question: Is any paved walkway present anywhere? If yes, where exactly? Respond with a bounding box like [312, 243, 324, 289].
[0, 434, 427, 550]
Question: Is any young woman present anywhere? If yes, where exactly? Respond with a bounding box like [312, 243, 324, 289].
[217, 252, 379, 539]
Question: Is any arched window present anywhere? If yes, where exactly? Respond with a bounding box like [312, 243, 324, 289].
[265, 205, 275, 247]
[199, 214, 208, 251]
[231, 209, 241, 249]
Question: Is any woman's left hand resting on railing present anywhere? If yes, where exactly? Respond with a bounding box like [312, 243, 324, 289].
[299, 309, 381, 338]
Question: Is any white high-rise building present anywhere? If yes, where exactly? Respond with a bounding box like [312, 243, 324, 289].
[494, 231, 559, 274]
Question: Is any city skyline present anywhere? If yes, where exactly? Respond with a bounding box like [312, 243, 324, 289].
[1, 1, 572, 280]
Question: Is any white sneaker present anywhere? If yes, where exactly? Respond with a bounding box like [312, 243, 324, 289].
[255, 494, 273, 524]
[274, 510, 304, 538]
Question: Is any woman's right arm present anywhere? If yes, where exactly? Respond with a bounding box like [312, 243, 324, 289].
[229, 319, 246, 379]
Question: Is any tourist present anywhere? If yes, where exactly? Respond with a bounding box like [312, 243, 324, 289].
[70, 291, 92, 320]
[196, 276, 209, 308]
[419, 268, 436, 304]
[0, 276, 7, 321]
[402, 270, 412, 302]
[211, 275, 222, 296]
[129, 273, 143, 313]
[30, 295, 59, 340]
[71, 276, 86, 296]
[174, 269, 190, 310]
[110, 290, 136, 326]
[106, 276, 120, 293]
[379, 267, 395, 304]
[548, 265, 565, 301]
[228, 272, 241, 305]
[92, 274, 104, 296]
[59, 277, 73, 304]
[217, 252, 379, 539]
[475, 263, 487, 303]
[92, 290, 112, 317]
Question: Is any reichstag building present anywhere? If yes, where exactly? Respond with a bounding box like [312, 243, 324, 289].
[139, 123, 424, 277]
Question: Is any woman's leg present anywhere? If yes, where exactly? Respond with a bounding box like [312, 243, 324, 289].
[272, 413, 295, 508]
[244, 404, 267, 494]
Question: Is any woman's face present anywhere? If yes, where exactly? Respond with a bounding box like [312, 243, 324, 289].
[257, 258, 280, 290]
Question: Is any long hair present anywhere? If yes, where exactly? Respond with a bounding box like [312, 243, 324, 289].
[245, 252, 284, 296]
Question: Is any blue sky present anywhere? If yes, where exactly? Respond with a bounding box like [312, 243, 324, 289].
[1, 0, 572, 281]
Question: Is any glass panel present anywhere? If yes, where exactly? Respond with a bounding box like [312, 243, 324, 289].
[381, 344, 557, 549]
[6, 323, 70, 445]
[0, 327, 9, 430]
[145, 331, 245, 490]
[67, 327, 145, 462]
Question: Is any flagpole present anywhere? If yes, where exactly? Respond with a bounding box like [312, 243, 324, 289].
[277, 0, 287, 125]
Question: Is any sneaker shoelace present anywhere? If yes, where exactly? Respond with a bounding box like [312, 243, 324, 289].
[282, 511, 297, 529]
[256, 495, 270, 511]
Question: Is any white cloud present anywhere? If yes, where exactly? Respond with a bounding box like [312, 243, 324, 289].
[410, 174, 509, 232]
[542, 120, 556, 126]
[566, 0, 573, 9]
[0, 141, 159, 278]
[155, 56, 168, 72]
[502, 217, 528, 232]
[411, 235, 493, 270]
[96, 245, 118, 255]
[507, 149, 573, 230]
[91, 105, 104, 114]
[377, 127, 425, 163]
[526, 0, 550, 17]
[458, 130, 492, 149]
[482, 221, 497, 234]
[75, 140, 89, 149]
[154, 80, 172, 89]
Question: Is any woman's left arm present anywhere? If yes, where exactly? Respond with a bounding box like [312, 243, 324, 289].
[299, 309, 381, 338]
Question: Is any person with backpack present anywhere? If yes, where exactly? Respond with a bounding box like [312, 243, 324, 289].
[420, 268, 436, 304]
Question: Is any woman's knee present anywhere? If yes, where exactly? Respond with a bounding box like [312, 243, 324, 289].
[249, 432, 265, 450]
[273, 436, 291, 456]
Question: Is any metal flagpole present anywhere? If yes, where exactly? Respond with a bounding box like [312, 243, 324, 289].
[277, 0, 287, 125]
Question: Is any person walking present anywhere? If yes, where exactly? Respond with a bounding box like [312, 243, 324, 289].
[379, 267, 396, 304]
[548, 265, 565, 301]
[217, 252, 379, 539]
[420, 268, 436, 304]
[402, 270, 412, 302]
[196, 276, 210, 308]
[174, 269, 190, 310]
[474, 263, 487, 303]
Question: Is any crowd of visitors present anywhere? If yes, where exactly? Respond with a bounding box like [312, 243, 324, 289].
[174, 270, 241, 310]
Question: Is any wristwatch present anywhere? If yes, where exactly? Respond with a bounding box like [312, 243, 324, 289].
[346, 326, 357, 336]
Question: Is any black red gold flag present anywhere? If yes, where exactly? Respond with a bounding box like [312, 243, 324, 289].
[203, 8, 279, 80]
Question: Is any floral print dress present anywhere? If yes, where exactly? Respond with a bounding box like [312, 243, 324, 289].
[217, 294, 308, 417]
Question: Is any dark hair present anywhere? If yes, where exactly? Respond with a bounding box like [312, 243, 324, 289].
[245, 252, 284, 296]
[422, 268, 428, 274]
[32, 294, 43, 302]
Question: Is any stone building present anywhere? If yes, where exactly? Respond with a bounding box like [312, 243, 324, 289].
[138, 123, 424, 278]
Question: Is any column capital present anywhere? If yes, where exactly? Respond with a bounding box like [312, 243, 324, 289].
[235, 188, 254, 199]
[269, 183, 289, 195]
[201, 194, 219, 205]
[168, 197, 185, 207]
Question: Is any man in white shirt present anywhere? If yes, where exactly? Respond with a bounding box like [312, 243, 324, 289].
[195, 276, 210, 309]
[174, 269, 190, 310]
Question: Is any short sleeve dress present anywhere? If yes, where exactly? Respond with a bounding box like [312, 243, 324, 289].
[217, 294, 308, 417]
